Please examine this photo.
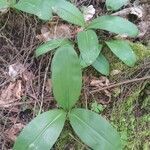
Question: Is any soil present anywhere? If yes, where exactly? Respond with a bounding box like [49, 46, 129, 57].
[0, 0, 150, 150]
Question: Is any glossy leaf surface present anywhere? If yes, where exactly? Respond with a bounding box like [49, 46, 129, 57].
[92, 53, 110, 76]
[77, 30, 100, 66]
[87, 15, 139, 37]
[106, 0, 129, 10]
[52, 45, 82, 110]
[106, 40, 137, 67]
[13, 109, 66, 150]
[36, 39, 70, 57]
[69, 108, 122, 150]
[14, 0, 53, 20]
[53, 0, 85, 27]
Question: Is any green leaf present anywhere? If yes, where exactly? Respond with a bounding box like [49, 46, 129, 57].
[91, 102, 104, 113]
[13, 109, 66, 150]
[0, 0, 9, 9]
[92, 53, 110, 76]
[79, 55, 88, 68]
[106, 40, 137, 67]
[87, 15, 139, 37]
[52, 0, 85, 27]
[14, 0, 53, 20]
[106, 0, 129, 10]
[77, 30, 100, 66]
[8, 0, 16, 7]
[79, 44, 103, 69]
[0, 0, 16, 10]
[52, 45, 82, 110]
[69, 108, 122, 150]
[35, 39, 70, 57]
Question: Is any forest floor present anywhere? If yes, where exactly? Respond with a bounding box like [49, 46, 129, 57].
[0, 0, 150, 150]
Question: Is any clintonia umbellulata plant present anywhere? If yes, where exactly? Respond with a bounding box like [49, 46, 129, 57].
[34, 0, 138, 76]
[1, 0, 139, 76]
[13, 44, 122, 150]
[0, 0, 139, 149]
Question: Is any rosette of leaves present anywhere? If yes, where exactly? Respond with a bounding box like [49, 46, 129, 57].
[14, 44, 122, 150]
[1, 0, 139, 75]
[33, 0, 138, 76]
[0, 0, 138, 148]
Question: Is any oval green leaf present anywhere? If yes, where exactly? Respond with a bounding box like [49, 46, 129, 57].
[51, 45, 82, 110]
[14, 0, 53, 20]
[77, 30, 100, 66]
[36, 39, 70, 57]
[106, 40, 137, 67]
[13, 109, 66, 150]
[87, 15, 139, 37]
[52, 0, 85, 27]
[69, 108, 122, 150]
[92, 53, 110, 76]
[106, 0, 129, 10]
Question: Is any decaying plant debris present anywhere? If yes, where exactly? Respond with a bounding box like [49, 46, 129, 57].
[0, 0, 150, 150]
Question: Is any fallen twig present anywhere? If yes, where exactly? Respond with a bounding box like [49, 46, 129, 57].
[38, 56, 52, 114]
[90, 76, 150, 93]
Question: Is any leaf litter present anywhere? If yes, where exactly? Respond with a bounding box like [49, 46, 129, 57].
[90, 76, 112, 105]
[4, 123, 25, 142]
[82, 5, 95, 21]
[36, 23, 72, 42]
[0, 63, 34, 108]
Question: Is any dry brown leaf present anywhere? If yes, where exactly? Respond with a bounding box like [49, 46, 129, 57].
[14, 80, 22, 99]
[130, 6, 143, 18]
[90, 77, 111, 104]
[36, 26, 53, 42]
[4, 123, 25, 141]
[8, 62, 34, 82]
[8, 63, 26, 81]
[112, 6, 144, 19]
[82, 5, 96, 21]
[22, 70, 34, 82]
[111, 70, 121, 76]
[45, 79, 52, 93]
[0, 80, 22, 107]
[138, 21, 149, 38]
[0, 82, 15, 102]
[36, 24, 71, 42]
[90, 76, 110, 87]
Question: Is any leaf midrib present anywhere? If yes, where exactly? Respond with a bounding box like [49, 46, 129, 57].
[72, 113, 113, 146]
[26, 112, 63, 149]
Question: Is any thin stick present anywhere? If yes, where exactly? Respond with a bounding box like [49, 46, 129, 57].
[90, 76, 150, 93]
[38, 56, 51, 114]
[0, 101, 33, 108]
[69, 133, 86, 148]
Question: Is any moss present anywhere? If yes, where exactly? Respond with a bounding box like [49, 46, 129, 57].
[130, 42, 150, 61]
[54, 122, 87, 150]
[103, 42, 150, 75]
[111, 82, 149, 150]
